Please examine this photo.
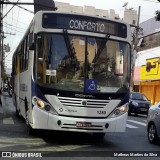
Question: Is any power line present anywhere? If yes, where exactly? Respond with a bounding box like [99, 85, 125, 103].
[4, 25, 24, 33]
[3, 22, 25, 31]
[142, 0, 160, 3]
[3, 32, 16, 35]
[5, 0, 34, 14]
[2, 0, 20, 20]
[2, 1, 56, 10]
[6, 16, 29, 25]
[10, 5, 20, 49]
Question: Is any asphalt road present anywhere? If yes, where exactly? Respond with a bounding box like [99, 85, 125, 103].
[0, 93, 160, 160]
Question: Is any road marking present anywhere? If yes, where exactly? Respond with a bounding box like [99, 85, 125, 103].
[127, 120, 146, 126]
[126, 124, 138, 128]
[3, 117, 14, 124]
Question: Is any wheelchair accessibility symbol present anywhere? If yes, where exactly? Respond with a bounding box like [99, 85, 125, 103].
[85, 79, 97, 93]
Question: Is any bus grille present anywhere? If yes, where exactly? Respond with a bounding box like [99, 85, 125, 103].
[57, 97, 109, 108]
[61, 123, 103, 131]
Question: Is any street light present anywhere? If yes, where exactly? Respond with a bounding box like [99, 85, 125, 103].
[122, 2, 128, 8]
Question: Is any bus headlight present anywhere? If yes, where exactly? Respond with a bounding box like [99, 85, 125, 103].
[32, 96, 58, 115]
[108, 103, 128, 118]
[37, 100, 45, 108]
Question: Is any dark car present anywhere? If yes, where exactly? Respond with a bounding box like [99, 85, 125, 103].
[128, 92, 151, 116]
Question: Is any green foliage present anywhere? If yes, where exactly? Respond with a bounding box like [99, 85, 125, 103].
[156, 0, 160, 21]
[3, 72, 8, 84]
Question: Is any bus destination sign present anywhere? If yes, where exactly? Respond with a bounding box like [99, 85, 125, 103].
[42, 13, 127, 38]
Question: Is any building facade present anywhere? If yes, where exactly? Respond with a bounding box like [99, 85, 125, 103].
[134, 18, 160, 104]
[55, 1, 138, 25]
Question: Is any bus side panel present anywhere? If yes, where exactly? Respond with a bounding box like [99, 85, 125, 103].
[29, 51, 36, 126]
[19, 70, 31, 118]
[13, 53, 20, 114]
[14, 75, 19, 110]
[17, 50, 33, 121]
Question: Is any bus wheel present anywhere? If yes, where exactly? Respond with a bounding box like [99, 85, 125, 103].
[93, 133, 106, 139]
[26, 110, 36, 136]
[16, 109, 20, 118]
[15, 98, 21, 118]
[28, 125, 36, 136]
[128, 111, 131, 116]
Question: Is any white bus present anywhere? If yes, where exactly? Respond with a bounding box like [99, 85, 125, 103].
[12, 11, 131, 136]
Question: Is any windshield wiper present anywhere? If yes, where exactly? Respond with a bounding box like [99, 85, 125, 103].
[92, 34, 110, 64]
[63, 29, 75, 57]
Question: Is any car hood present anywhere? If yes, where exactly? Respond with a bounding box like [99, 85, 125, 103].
[130, 99, 151, 105]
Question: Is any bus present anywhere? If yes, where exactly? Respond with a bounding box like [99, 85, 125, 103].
[11, 11, 131, 136]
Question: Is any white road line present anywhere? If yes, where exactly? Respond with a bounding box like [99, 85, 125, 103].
[3, 117, 14, 124]
[126, 124, 138, 128]
[127, 120, 146, 126]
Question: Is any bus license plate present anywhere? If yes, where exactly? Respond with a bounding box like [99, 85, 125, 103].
[76, 122, 91, 128]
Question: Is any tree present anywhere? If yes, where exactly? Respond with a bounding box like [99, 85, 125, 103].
[155, 0, 160, 21]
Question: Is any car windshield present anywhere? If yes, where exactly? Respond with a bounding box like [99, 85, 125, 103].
[35, 33, 131, 93]
[130, 93, 148, 101]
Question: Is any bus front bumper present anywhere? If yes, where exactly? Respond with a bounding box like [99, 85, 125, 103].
[32, 107, 128, 133]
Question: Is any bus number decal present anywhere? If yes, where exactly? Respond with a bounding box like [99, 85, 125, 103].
[97, 111, 106, 115]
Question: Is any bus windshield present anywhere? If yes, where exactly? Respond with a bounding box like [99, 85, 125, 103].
[35, 33, 130, 93]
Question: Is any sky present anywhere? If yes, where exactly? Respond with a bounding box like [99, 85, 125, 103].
[3, 0, 160, 73]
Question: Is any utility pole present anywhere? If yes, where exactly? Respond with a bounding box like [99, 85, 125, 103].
[135, 6, 141, 49]
[0, 0, 3, 89]
[130, 6, 141, 91]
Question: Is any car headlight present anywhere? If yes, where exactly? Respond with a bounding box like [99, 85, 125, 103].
[32, 96, 58, 115]
[108, 103, 128, 118]
[132, 101, 138, 106]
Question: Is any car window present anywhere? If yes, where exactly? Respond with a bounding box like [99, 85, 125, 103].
[130, 93, 148, 101]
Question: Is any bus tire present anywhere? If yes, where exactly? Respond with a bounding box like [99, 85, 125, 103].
[25, 104, 36, 136]
[28, 125, 36, 136]
[25, 99, 29, 125]
[128, 111, 131, 116]
[15, 96, 21, 118]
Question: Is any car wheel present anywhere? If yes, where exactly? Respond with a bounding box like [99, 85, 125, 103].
[28, 125, 36, 136]
[128, 111, 131, 116]
[148, 123, 158, 144]
[15, 96, 21, 118]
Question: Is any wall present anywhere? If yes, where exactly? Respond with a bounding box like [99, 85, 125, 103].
[55, 1, 137, 24]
